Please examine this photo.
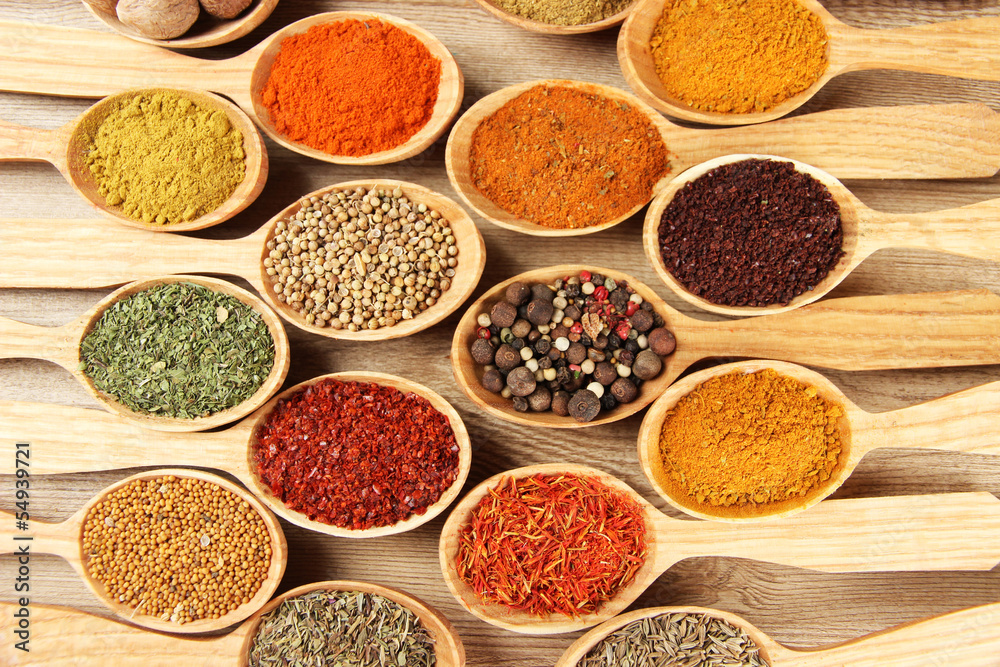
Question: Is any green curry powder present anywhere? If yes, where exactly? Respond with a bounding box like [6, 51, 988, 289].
[83, 90, 246, 225]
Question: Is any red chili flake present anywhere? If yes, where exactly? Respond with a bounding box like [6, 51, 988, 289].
[252, 378, 461, 530]
[455, 473, 648, 617]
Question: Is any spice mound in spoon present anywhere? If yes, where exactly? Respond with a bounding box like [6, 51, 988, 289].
[79, 281, 275, 419]
[248, 589, 437, 666]
[82, 474, 272, 624]
[456, 473, 647, 616]
[469, 269, 675, 422]
[469, 85, 670, 229]
[80, 89, 246, 225]
[252, 378, 461, 530]
[578, 610, 769, 666]
[260, 19, 440, 157]
[657, 158, 844, 307]
[657, 369, 846, 517]
[488, 0, 632, 26]
[263, 185, 459, 331]
[649, 0, 828, 114]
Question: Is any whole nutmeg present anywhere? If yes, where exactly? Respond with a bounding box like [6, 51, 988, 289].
[117, 0, 200, 39]
[200, 0, 252, 19]
[647, 327, 676, 356]
[633, 349, 663, 380]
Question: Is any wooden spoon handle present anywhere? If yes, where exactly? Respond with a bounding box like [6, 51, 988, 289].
[0, 401, 239, 474]
[857, 381, 1000, 456]
[0, 219, 264, 289]
[0, 120, 64, 164]
[0, 20, 252, 101]
[671, 103, 1000, 179]
[664, 492, 1000, 573]
[781, 602, 1000, 667]
[0, 318, 79, 370]
[0, 602, 241, 665]
[687, 290, 1000, 371]
[866, 200, 1000, 261]
[832, 18, 1000, 83]
[0, 512, 79, 564]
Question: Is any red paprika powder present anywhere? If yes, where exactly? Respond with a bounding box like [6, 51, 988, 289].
[252, 378, 460, 530]
[260, 19, 441, 157]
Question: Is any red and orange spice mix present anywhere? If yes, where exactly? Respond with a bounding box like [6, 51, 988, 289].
[260, 19, 441, 157]
[469, 85, 671, 229]
[252, 378, 460, 530]
[456, 473, 648, 616]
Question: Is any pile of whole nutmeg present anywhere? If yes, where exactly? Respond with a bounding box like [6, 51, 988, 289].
[87, 0, 254, 39]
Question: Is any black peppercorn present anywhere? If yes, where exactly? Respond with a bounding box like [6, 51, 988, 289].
[579, 334, 592, 346]
[538, 356, 552, 370]
[534, 338, 551, 355]
[624, 339, 640, 354]
[567, 389, 601, 423]
[481, 369, 504, 393]
[599, 392, 618, 411]
[510, 337, 525, 351]
[618, 349, 635, 367]
[565, 282, 581, 298]
[506, 366, 536, 397]
[590, 273, 604, 286]
[471, 338, 496, 365]
[555, 366, 571, 385]
[512, 396, 529, 412]
[607, 334, 621, 351]
[609, 288, 628, 311]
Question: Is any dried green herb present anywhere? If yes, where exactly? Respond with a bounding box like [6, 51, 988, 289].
[79, 282, 275, 419]
[248, 590, 436, 667]
[579, 611, 769, 667]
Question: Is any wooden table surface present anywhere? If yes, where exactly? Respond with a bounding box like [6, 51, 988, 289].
[1, 1, 999, 664]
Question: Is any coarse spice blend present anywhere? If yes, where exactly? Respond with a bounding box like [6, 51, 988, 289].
[488, 0, 633, 25]
[650, 0, 829, 114]
[79, 282, 276, 419]
[260, 20, 441, 157]
[82, 90, 246, 225]
[657, 158, 844, 307]
[248, 590, 437, 666]
[470, 85, 670, 229]
[456, 473, 647, 616]
[82, 475, 273, 625]
[252, 378, 460, 530]
[657, 369, 845, 516]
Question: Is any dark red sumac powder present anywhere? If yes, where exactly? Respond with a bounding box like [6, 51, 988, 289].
[657, 158, 844, 307]
[252, 378, 460, 530]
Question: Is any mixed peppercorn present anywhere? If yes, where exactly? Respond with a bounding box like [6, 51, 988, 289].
[470, 270, 676, 422]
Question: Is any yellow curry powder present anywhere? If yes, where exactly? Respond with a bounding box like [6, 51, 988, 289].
[83, 91, 246, 225]
[649, 0, 829, 114]
[658, 369, 843, 510]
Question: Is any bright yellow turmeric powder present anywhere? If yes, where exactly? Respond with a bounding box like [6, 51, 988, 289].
[657, 369, 844, 515]
[649, 0, 829, 114]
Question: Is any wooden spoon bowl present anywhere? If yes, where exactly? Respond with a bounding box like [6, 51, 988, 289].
[245, 12, 464, 165]
[83, 0, 279, 48]
[556, 603, 1000, 666]
[439, 463, 1000, 635]
[0, 580, 465, 665]
[471, 0, 637, 34]
[644, 154, 1000, 316]
[0, 274, 290, 432]
[0, 372, 472, 538]
[451, 265, 679, 428]
[0, 87, 268, 232]
[619, 0, 1000, 125]
[252, 180, 486, 340]
[0, 468, 287, 634]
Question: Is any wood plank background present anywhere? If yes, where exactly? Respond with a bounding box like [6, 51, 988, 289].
[1, 0, 999, 664]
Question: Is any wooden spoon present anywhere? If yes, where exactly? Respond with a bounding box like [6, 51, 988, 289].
[0, 180, 486, 340]
[644, 154, 1000, 316]
[556, 602, 1000, 667]
[439, 463, 1000, 634]
[83, 0, 279, 49]
[0, 580, 464, 666]
[0, 372, 473, 539]
[0, 468, 287, 634]
[471, 0, 637, 35]
[0, 87, 267, 232]
[620, 0, 1000, 125]
[451, 265, 1000, 429]
[445, 80, 1000, 236]
[0, 274, 290, 432]
[0, 13, 463, 164]
[638, 359, 1000, 522]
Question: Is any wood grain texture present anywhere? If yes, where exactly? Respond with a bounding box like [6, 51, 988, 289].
[1, 1, 1000, 665]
